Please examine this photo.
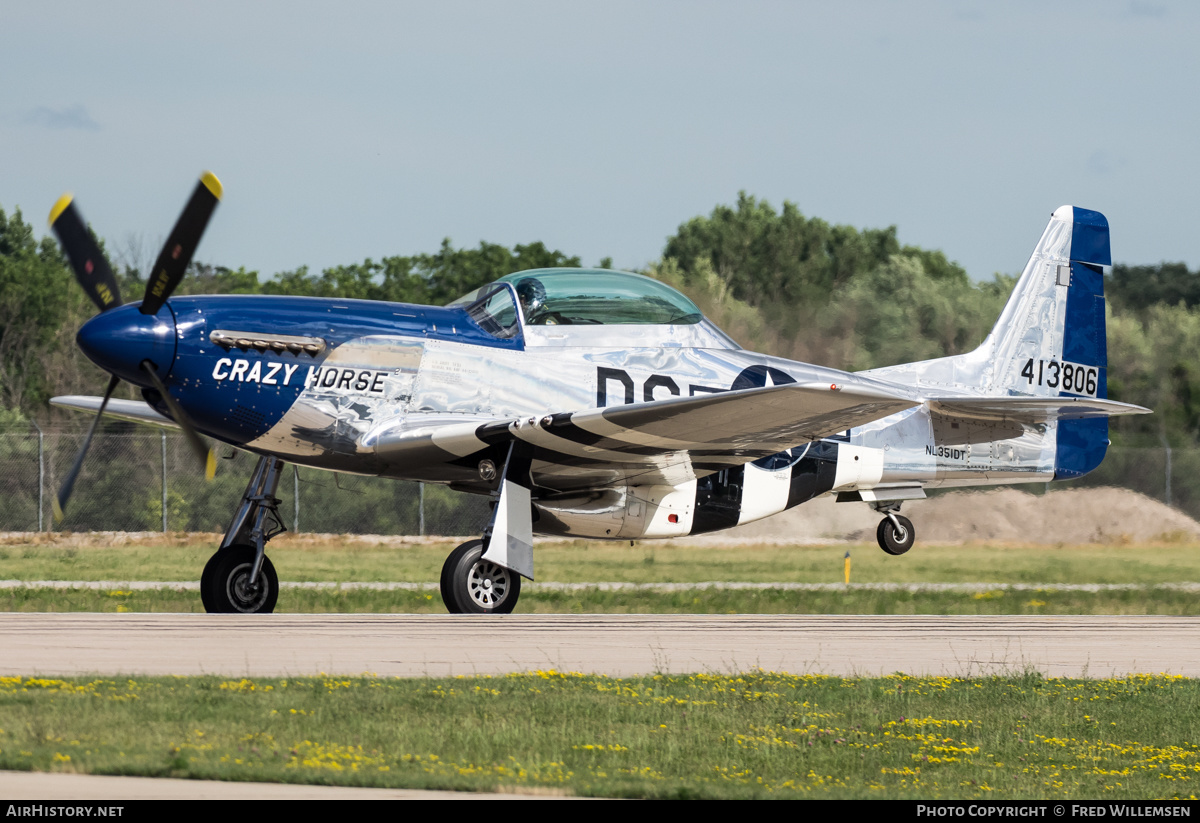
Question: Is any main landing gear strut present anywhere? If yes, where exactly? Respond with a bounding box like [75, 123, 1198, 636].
[873, 503, 915, 556]
[201, 456, 287, 613]
[440, 442, 535, 615]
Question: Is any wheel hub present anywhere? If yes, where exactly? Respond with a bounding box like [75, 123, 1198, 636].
[227, 564, 268, 611]
[468, 560, 509, 607]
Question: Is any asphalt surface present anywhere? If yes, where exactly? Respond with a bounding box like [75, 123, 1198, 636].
[2, 613, 1196, 679]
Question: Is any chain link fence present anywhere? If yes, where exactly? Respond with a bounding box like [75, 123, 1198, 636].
[0, 426, 490, 535]
[1064, 443, 1198, 515]
[0, 426, 1194, 534]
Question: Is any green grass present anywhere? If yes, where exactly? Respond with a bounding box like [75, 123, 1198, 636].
[4, 535, 1199, 614]
[5, 583, 1200, 615]
[3, 535, 1199, 586]
[1, 671, 1197, 799]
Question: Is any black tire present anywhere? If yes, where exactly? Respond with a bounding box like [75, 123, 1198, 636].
[200, 548, 225, 613]
[206, 545, 278, 614]
[439, 539, 521, 614]
[877, 515, 915, 556]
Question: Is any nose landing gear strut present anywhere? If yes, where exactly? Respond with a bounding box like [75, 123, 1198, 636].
[201, 456, 287, 613]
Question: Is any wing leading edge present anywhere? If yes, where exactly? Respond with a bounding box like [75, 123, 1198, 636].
[50, 396, 180, 430]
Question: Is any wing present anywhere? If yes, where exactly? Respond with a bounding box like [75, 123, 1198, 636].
[51, 395, 180, 430]
[371, 382, 916, 491]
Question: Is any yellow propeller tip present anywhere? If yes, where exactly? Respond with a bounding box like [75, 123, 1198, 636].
[48, 193, 73, 226]
[200, 171, 223, 201]
[205, 449, 217, 481]
[51, 498, 64, 523]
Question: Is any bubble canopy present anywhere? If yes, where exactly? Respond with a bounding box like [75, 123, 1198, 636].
[449, 269, 704, 326]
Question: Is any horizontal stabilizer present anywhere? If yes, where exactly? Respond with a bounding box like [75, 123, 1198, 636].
[926, 395, 1150, 423]
[50, 396, 180, 430]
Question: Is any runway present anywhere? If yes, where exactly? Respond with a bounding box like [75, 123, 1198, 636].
[2, 614, 1197, 678]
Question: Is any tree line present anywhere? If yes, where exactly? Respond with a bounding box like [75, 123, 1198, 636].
[1, 192, 1197, 449]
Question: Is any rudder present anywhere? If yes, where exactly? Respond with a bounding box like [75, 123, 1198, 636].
[1055, 207, 1111, 479]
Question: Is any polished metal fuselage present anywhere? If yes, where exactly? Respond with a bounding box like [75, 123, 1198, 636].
[172, 208, 1108, 539]
[230, 317, 1054, 538]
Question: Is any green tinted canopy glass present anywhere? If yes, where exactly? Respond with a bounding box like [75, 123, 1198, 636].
[452, 269, 703, 326]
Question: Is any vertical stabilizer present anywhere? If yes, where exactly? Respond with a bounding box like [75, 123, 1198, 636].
[988, 205, 1109, 403]
[990, 206, 1111, 479]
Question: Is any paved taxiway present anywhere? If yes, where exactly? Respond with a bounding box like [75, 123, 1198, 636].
[1, 614, 1197, 678]
[0, 770, 570, 800]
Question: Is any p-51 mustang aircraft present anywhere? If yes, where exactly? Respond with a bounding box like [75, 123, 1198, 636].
[48, 173, 1148, 614]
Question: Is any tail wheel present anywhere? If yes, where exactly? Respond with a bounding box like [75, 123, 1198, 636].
[205, 545, 278, 614]
[877, 514, 915, 556]
[440, 539, 521, 614]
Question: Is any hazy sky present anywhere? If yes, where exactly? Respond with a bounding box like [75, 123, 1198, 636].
[2, 1, 1197, 283]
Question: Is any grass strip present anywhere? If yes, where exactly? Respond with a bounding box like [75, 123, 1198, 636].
[5, 585, 1200, 614]
[0, 671, 1196, 799]
[3, 538, 1200, 585]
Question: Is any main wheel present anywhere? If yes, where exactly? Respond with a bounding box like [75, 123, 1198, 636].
[440, 539, 521, 614]
[206, 545, 279, 614]
[877, 514, 915, 556]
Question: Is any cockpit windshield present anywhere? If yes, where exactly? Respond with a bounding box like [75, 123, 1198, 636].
[449, 269, 703, 327]
[460, 283, 521, 339]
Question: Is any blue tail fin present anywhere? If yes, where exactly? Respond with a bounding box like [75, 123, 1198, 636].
[1051, 207, 1110, 479]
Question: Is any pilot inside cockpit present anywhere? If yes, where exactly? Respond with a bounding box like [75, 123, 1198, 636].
[516, 277, 559, 325]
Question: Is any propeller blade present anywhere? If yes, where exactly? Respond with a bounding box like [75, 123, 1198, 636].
[140, 360, 216, 480]
[53, 373, 121, 522]
[47, 195, 123, 312]
[140, 171, 223, 315]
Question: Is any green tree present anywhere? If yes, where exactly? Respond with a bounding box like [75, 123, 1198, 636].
[663, 192, 969, 312]
[176, 263, 264, 295]
[822, 257, 1008, 371]
[0, 207, 78, 410]
[1108, 262, 1200, 314]
[256, 240, 582, 305]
